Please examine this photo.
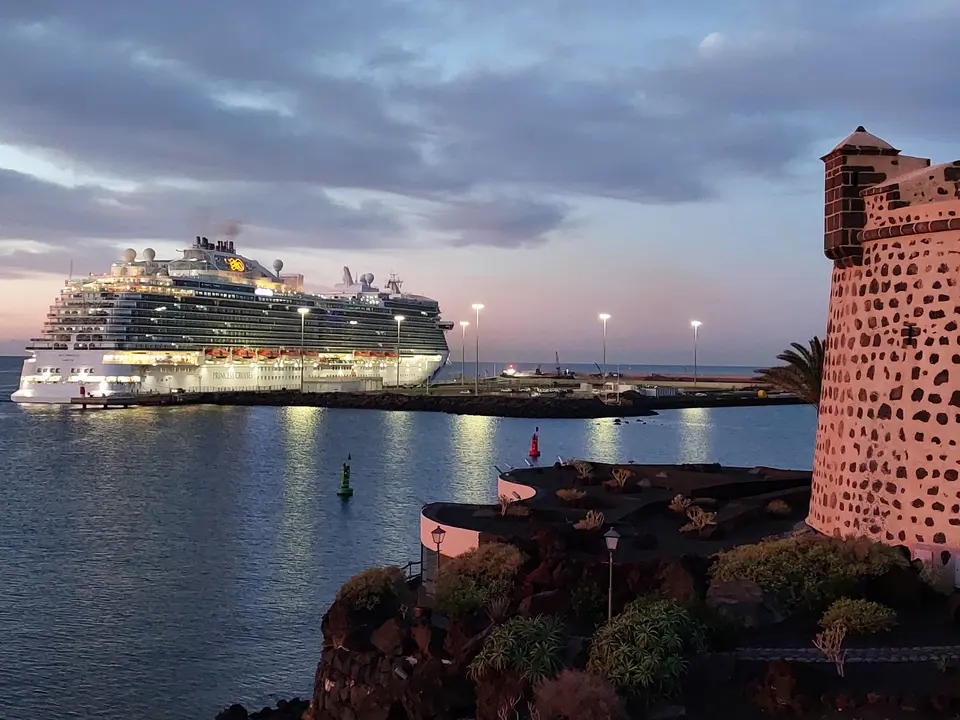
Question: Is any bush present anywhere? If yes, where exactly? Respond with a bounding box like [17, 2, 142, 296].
[587, 597, 705, 702]
[711, 535, 907, 613]
[557, 488, 587, 504]
[820, 598, 896, 636]
[569, 581, 606, 630]
[766, 499, 792, 516]
[435, 543, 524, 618]
[574, 510, 605, 530]
[534, 670, 625, 720]
[469, 615, 566, 683]
[335, 566, 405, 611]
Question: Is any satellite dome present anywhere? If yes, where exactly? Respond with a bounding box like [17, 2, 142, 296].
[143, 248, 156, 261]
[272, 259, 284, 273]
[122, 248, 137, 262]
[362, 273, 374, 284]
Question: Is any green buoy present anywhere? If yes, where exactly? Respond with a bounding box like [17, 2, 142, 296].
[337, 455, 354, 498]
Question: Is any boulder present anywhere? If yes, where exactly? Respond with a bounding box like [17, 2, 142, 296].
[216, 704, 248, 720]
[705, 578, 784, 629]
[371, 619, 406, 657]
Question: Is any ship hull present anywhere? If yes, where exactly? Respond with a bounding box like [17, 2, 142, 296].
[12, 350, 448, 405]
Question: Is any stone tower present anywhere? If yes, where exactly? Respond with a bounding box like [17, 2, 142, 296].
[809, 126, 960, 566]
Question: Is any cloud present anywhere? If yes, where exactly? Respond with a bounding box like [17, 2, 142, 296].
[2, 0, 960, 278]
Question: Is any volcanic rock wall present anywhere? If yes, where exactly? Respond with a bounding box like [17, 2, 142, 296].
[810, 128, 960, 571]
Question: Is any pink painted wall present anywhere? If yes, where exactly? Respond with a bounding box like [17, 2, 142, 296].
[419, 516, 480, 558]
[498, 477, 537, 501]
[811, 134, 960, 565]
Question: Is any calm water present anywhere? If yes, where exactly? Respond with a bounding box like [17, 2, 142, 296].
[0, 357, 816, 719]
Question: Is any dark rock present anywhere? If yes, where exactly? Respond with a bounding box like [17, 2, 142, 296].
[863, 563, 925, 609]
[705, 578, 784, 629]
[517, 589, 566, 616]
[654, 558, 700, 604]
[216, 704, 248, 720]
[371, 619, 405, 656]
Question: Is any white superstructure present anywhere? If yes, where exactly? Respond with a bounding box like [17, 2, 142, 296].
[13, 237, 453, 404]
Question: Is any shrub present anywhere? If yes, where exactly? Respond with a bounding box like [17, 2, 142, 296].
[505, 503, 531, 518]
[680, 506, 716, 534]
[335, 566, 405, 611]
[569, 581, 606, 630]
[766, 499, 792, 516]
[533, 670, 625, 720]
[436, 543, 525, 618]
[711, 535, 907, 613]
[556, 488, 587, 504]
[610, 468, 632, 489]
[571, 460, 594, 480]
[920, 562, 955, 595]
[668, 494, 692, 515]
[574, 510, 604, 531]
[469, 615, 566, 683]
[587, 597, 705, 702]
[814, 625, 847, 677]
[819, 598, 896, 636]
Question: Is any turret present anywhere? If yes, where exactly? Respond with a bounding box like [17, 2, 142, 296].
[821, 126, 929, 265]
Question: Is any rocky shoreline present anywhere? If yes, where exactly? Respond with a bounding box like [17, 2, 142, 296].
[200, 389, 803, 418]
[216, 697, 308, 720]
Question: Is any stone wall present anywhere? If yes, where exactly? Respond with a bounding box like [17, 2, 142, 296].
[810, 129, 960, 575]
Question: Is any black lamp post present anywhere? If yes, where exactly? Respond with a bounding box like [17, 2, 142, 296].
[431, 525, 446, 576]
[604, 527, 620, 622]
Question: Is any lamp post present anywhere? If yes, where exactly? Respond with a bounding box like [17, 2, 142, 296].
[431, 525, 446, 577]
[394, 315, 405, 388]
[604, 527, 620, 622]
[298, 307, 310, 390]
[599, 313, 610, 399]
[471, 303, 484, 395]
[459, 321, 469, 385]
[690, 320, 702, 388]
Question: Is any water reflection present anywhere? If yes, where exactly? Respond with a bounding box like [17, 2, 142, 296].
[451, 414, 498, 504]
[676, 407, 712, 462]
[585, 418, 620, 462]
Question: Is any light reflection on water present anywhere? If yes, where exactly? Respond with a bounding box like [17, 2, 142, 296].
[0, 394, 816, 720]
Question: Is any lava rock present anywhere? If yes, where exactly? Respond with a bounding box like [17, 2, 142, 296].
[705, 578, 784, 629]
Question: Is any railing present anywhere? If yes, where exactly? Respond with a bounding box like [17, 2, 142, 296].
[400, 560, 422, 582]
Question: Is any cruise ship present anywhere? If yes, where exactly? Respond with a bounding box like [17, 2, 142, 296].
[12, 236, 453, 404]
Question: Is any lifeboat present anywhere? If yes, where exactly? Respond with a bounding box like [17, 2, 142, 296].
[258, 348, 280, 360]
[208, 348, 229, 359]
[234, 348, 255, 359]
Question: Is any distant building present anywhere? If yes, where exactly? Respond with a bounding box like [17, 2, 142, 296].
[810, 126, 960, 571]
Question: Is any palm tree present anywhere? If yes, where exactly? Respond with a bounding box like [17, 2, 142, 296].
[757, 336, 825, 410]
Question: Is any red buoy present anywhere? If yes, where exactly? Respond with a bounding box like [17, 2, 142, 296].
[529, 426, 541, 458]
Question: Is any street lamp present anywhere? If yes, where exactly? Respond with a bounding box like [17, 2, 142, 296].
[599, 313, 610, 398]
[690, 320, 702, 388]
[431, 525, 446, 575]
[394, 315, 405, 388]
[604, 527, 620, 622]
[459, 321, 470, 385]
[471, 303, 484, 395]
[297, 307, 310, 390]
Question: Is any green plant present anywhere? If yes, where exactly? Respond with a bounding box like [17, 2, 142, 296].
[505, 503, 531, 518]
[587, 597, 705, 702]
[469, 615, 566, 683]
[487, 595, 512, 623]
[556, 488, 587, 504]
[766, 499, 792, 516]
[533, 670, 625, 720]
[680, 506, 716, 534]
[711, 535, 907, 613]
[756, 336, 825, 410]
[819, 598, 896, 636]
[668, 494, 692, 515]
[335, 566, 406, 611]
[920, 562, 954, 595]
[569, 582, 606, 629]
[574, 510, 604, 531]
[813, 625, 846, 677]
[610, 468, 632, 489]
[435, 543, 525, 618]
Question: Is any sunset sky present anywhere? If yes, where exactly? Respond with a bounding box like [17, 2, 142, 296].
[1, 1, 959, 364]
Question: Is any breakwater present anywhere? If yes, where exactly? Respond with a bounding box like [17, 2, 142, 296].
[202, 389, 804, 417]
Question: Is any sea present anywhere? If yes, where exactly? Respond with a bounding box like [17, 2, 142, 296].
[0, 356, 816, 719]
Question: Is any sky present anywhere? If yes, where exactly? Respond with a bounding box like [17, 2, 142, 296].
[1, 1, 960, 365]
